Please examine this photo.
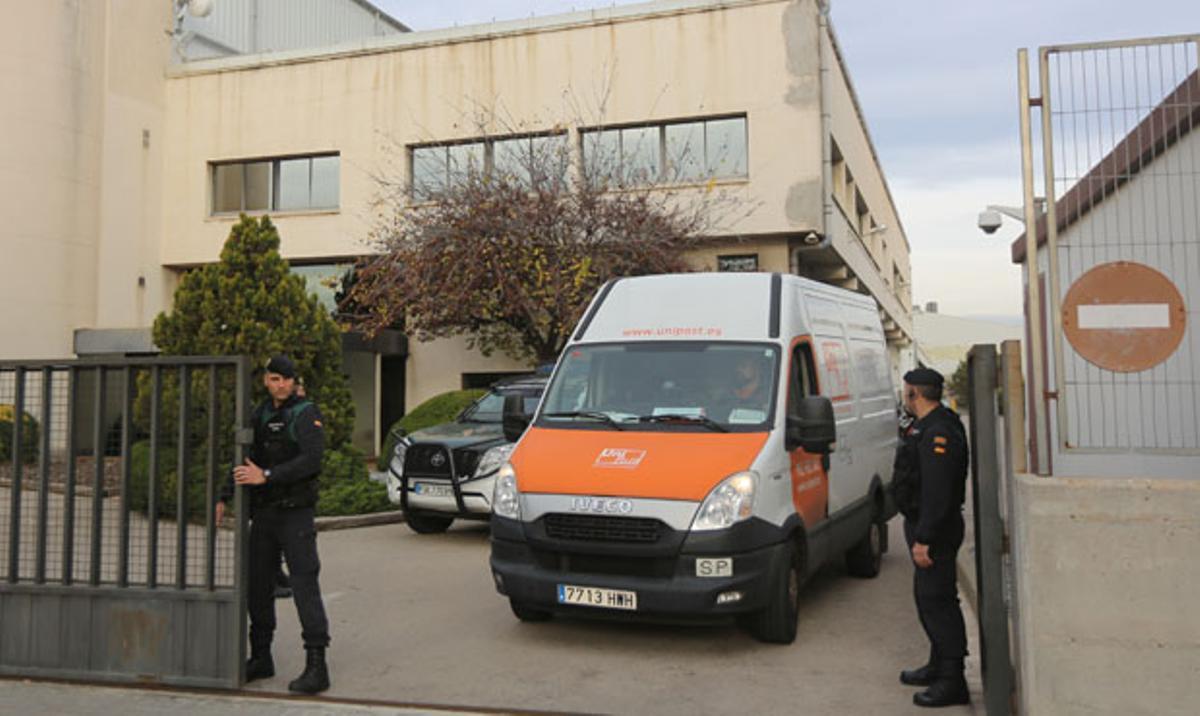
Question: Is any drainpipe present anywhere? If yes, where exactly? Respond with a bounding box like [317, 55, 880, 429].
[793, 0, 834, 277]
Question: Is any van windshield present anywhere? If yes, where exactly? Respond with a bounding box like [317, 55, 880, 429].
[539, 342, 779, 431]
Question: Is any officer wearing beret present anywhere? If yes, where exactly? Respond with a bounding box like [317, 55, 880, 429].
[217, 355, 331, 694]
[892, 367, 970, 708]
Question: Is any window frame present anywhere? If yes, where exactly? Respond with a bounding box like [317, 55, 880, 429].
[209, 152, 340, 216]
[407, 131, 570, 200]
[579, 113, 750, 189]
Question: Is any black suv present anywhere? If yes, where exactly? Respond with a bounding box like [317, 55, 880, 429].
[385, 376, 545, 534]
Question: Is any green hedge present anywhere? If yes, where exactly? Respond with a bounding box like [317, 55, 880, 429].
[0, 405, 41, 464]
[315, 445, 393, 516]
[377, 389, 486, 470]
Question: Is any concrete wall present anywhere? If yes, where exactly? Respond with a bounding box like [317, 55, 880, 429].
[1010, 473, 1200, 715]
[1, 2, 154, 359]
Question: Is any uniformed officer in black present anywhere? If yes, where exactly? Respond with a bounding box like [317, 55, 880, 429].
[892, 367, 970, 708]
[217, 355, 331, 694]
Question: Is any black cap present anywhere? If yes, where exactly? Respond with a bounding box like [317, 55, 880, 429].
[265, 354, 297, 379]
[903, 367, 944, 387]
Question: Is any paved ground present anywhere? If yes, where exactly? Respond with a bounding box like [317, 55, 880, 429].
[5, 516, 981, 714]
[253, 517, 979, 715]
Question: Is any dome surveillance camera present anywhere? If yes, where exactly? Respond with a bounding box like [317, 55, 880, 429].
[977, 210, 1003, 235]
[188, 0, 214, 18]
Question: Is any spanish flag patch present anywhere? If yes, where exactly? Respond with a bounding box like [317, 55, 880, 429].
[933, 446, 947, 455]
[933, 436, 948, 446]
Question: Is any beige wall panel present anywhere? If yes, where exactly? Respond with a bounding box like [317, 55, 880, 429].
[405, 336, 532, 410]
[95, 1, 172, 330]
[0, 0, 109, 358]
[161, 1, 824, 272]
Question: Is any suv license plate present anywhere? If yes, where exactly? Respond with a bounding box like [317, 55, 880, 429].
[413, 482, 453, 498]
[557, 584, 637, 611]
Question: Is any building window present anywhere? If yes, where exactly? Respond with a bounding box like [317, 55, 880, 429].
[581, 115, 748, 188]
[291, 263, 353, 314]
[210, 154, 339, 215]
[409, 133, 568, 200]
[717, 254, 759, 272]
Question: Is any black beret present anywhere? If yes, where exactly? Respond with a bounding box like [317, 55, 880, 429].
[265, 354, 297, 379]
[903, 367, 944, 387]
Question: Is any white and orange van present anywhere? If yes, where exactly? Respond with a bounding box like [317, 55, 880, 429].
[489, 272, 898, 643]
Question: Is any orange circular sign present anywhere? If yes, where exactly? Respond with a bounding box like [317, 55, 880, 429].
[1061, 261, 1187, 373]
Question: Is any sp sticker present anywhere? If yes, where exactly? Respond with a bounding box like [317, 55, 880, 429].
[594, 448, 646, 469]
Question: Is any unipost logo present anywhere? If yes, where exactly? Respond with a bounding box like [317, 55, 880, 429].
[594, 448, 647, 469]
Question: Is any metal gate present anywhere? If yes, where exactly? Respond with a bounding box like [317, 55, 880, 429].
[0, 357, 250, 688]
[1034, 35, 1200, 455]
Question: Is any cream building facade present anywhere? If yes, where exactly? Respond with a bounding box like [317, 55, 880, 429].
[3, 0, 913, 454]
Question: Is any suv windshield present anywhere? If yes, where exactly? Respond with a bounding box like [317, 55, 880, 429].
[461, 390, 541, 423]
[540, 342, 779, 430]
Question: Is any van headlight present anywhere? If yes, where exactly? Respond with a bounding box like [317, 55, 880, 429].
[389, 439, 409, 477]
[690, 471, 757, 531]
[492, 463, 521, 520]
[475, 444, 515, 478]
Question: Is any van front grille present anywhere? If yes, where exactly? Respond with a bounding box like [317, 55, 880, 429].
[541, 513, 664, 544]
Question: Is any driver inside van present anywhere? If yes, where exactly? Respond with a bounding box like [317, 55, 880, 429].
[709, 354, 770, 422]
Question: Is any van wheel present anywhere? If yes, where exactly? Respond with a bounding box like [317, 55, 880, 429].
[405, 512, 454, 534]
[510, 600, 553, 622]
[746, 542, 800, 644]
[845, 520, 883, 578]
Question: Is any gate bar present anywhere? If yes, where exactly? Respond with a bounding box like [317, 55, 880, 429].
[205, 365, 218, 590]
[117, 367, 134, 588]
[233, 356, 251, 682]
[176, 365, 190, 590]
[147, 365, 161, 588]
[89, 367, 106, 586]
[7, 367, 25, 583]
[62, 367, 77, 584]
[35, 367, 52, 583]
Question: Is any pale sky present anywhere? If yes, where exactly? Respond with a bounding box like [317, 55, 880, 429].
[373, 0, 1200, 319]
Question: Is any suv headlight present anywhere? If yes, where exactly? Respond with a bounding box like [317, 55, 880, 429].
[690, 471, 757, 531]
[474, 444, 515, 478]
[389, 439, 409, 477]
[492, 463, 520, 520]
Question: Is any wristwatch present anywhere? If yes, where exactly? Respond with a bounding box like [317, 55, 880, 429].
[264, 468, 272, 481]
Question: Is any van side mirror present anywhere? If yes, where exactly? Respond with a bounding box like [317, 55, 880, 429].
[786, 396, 836, 454]
[502, 394, 532, 443]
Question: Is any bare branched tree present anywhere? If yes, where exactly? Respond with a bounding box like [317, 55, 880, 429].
[346, 103, 755, 364]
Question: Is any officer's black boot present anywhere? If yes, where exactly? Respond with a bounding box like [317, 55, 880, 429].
[288, 647, 330, 694]
[913, 659, 970, 708]
[899, 647, 938, 686]
[244, 646, 275, 682]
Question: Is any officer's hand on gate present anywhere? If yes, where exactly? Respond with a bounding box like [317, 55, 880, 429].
[912, 542, 933, 569]
[233, 458, 267, 486]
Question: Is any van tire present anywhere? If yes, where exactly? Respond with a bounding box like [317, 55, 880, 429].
[510, 600, 553, 622]
[405, 512, 454, 534]
[845, 520, 883, 578]
[746, 541, 800, 644]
